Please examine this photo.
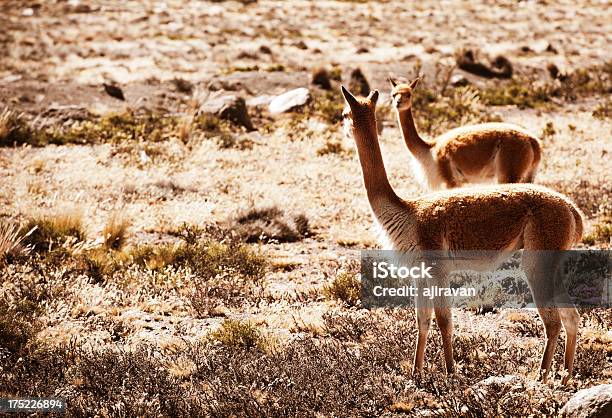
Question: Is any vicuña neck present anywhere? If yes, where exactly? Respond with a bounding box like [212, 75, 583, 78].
[352, 122, 401, 212]
[397, 108, 432, 156]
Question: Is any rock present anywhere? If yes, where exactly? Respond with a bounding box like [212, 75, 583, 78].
[311, 67, 332, 90]
[201, 95, 254, 131]
[561, 385, 612, 418]
[103, 83, 125, 101]
[450, 74, 470, 87]
[246, 95, 274, 108]
[171, 78, 193, 94]
[268, 88, 311, 114]
[294, 40, 308, 50]
[356, 47, 369, 54]
[259, 45, 272, 55]
[348, 68, 370, 97]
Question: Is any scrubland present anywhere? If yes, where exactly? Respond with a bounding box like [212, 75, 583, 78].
[0, 0, 610, 416]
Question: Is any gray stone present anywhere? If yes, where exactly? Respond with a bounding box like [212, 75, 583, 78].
[200, 95, 254, 131]
[268, 88, 311, 114]
[246, 95, 273, 108]
[561, 385, 612, 418]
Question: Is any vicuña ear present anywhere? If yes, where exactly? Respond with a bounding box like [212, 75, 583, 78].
[367, 90, 379, 105]
[388, 77, 397, 88]
[341, 85, 359, 109]
[409, 78, 420, 89]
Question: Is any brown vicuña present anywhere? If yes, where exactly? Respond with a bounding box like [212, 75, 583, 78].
[389, 78, 542, 189]
[341, 85, 583, 384]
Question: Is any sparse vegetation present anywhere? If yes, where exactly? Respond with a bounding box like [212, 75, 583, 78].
[317, 139, 348, 156]
[542, 121, 556, 139]
[210, 319, 263, 349]
[0, 220, 35, 264]
[593, 99, 611, 119]
[583, 219, 612, 246]
[103, 212, 130, 250]
[0, 1, 610, 415]
[323, 271, 361, 306]
[412, 83, 502, 136]
[22, 211, 86, 253]
[479, 62, 612, 109]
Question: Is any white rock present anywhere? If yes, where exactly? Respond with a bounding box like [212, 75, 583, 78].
[561, 384, 612, 418]
[268, 88, 311, 114]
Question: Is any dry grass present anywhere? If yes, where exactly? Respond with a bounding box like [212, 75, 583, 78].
[413, 83, 502, 137]
[102, 212, 130, 251]
[323, 271, 361, 307]
[0, 1, 610, 415]
[583, 219, 612, 246]
[0, 220, 36, 264]
[210, 319, 263, 349]
[22, 211, 86, 253]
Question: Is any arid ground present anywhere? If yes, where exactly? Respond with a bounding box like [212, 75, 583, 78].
[1, 0, 611, 416]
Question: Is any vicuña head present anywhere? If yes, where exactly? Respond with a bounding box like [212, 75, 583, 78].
[388, 77, 542, 189]
[390, 77, 419, 112]
[341, 85, 583, 385]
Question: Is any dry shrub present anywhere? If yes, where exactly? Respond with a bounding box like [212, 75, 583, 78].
[480, 61, 612, 109]
[323, 271, 360, 306]
[187, 242, 267, 317]
[317, 140, 347, 156]
[413, 84, 501, 137]
[592, 99, 611, 119]
[583, 219, 612, 246]
[3, 307, 608, 417]
[229, 206, 311, 243]
[210, 319, 263, 349]
[504, 311, 541, 337]
[322, 310, 373, 341]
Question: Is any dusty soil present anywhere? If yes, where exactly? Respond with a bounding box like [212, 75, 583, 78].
[0, 0, 610, 416]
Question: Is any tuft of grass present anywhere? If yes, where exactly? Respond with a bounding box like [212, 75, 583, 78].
[22, 211, 86, 252]
[592, 99, 611, 119]
[0, 220, 36, 264]
[317, 140, 347, 156]
[102, 213, 130, 251]
[582, 219, 612, 246]
[323, 271, 360, 306]
[126, 240, 268, 279]
[210, 319, 263, 349]
[0, 107, 64, 147]
[541, 121, 556, 139]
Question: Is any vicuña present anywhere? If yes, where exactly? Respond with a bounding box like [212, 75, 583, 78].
[389, 78, 542, 189]
[341, 85, 583, 384]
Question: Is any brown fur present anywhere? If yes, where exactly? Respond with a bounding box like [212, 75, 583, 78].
[341, 85, 583, 384]
[389, 79, 542, 189]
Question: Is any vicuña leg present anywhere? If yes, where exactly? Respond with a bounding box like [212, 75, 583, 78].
[559, 307, 580, 384]
[522, 251, 573, 382]
[434, 305, 455, 374]
[413, 281, 433, 376]
[536, 307, 562, 382]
